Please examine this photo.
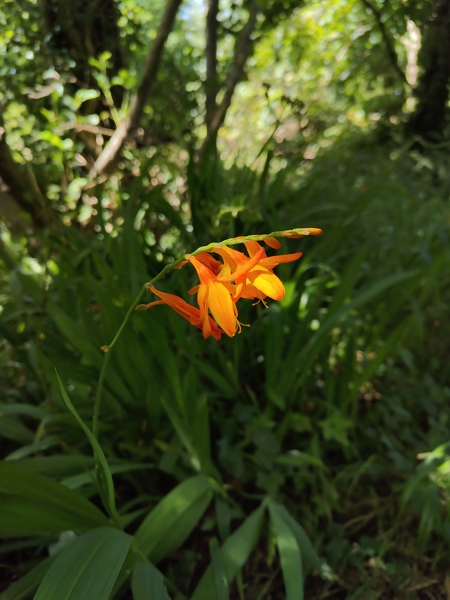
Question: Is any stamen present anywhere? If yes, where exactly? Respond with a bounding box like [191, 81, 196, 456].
[251, 297, 268, 308]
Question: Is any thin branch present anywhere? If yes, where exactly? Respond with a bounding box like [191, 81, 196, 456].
[361, 0, 409, 85]
[197, 0, 259, 160]
[89, 0, 183, 178]
[205, 0, 219, 127]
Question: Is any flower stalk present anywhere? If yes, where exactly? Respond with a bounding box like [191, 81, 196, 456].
[93, 227, 321, 439]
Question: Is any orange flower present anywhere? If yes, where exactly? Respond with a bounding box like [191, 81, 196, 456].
[141, 231, 317, 339]
[212, 241, 302, 303]
[187, 246, 265, 337]
[141, 285, 223, 340]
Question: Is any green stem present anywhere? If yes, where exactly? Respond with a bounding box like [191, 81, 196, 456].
[92, 255, 188, 439]
[93, 283, 146, 438]
[92, 226, 320, 438]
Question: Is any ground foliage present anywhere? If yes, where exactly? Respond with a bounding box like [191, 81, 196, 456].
[1, 0, 450, 598]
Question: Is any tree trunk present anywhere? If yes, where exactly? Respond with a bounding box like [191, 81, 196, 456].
[205, 0, 220, 129]
[196, 0, 259, 161]
[0, 122, 50, 228]
[89, 0, 183, 178]
[407, 0, 450, 140]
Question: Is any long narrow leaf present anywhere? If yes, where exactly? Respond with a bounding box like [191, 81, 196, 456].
[55, 370, 119, 523]
[274, 503, 321, 572]
[210, 538, 229, 600]
[191, 504, 265, 600]
[34, 527, 133, 600]
[0, 462, 109, 536]
[131, 562, 171, 600]
[135, 475, 213, 561]
[268, 500, 304, 600]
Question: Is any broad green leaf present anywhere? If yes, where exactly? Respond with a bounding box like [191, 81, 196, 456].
[34, 527, 132, 600]
[0, 462, 109, 536]
[131, 562, 171, 600]
[319, 414, 353, 446]
[269, 501, 304, 600]
[135, 475, 213, 563]
[55, 371, 120, 524]
[191, 504, 265, 600]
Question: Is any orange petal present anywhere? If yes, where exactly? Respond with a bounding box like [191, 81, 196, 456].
[243, 241, 266, 259]
[207, 281, 238, 337]
[146, 285, 222, 340]
[260, 252, 302, 269]
[189, 256, 217, 284]
[264, 237, 282, 249]
[240, 284, 266, 300]
[194, 252, 223, 274]
[247, 268, 285, 300]
[211, 248, 236, 276]
[217, 246, 265, 283]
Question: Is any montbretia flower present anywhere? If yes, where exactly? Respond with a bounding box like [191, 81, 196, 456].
[212, 241, 302, 304]
[139, 229, 321, 339]
[140, 285, 223, 340]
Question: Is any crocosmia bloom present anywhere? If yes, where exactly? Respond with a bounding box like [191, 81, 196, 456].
[139, 229, 321, 339]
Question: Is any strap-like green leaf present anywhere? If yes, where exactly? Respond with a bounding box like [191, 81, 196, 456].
[33, 527, 133, 600]
[209, 538, 229, 600]
[135, 475, 213, 563]
[191, 504, 265, 600]
[274, 503, 321, 573]
[0, 461, 109, 536]
[268, 500, 304, 600]
[131, 562, 171, 600]
[55, 370, 120, 525]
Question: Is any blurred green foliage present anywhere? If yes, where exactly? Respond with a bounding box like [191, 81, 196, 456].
[1, 0, 450, 598]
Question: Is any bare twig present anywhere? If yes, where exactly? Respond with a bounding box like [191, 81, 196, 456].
[205, 0, 220, 127]
[89, 0, 183, 178]
[58, 123, 116, 137]
[361, 0, 409, 85]
[197, 0, 259, 160]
